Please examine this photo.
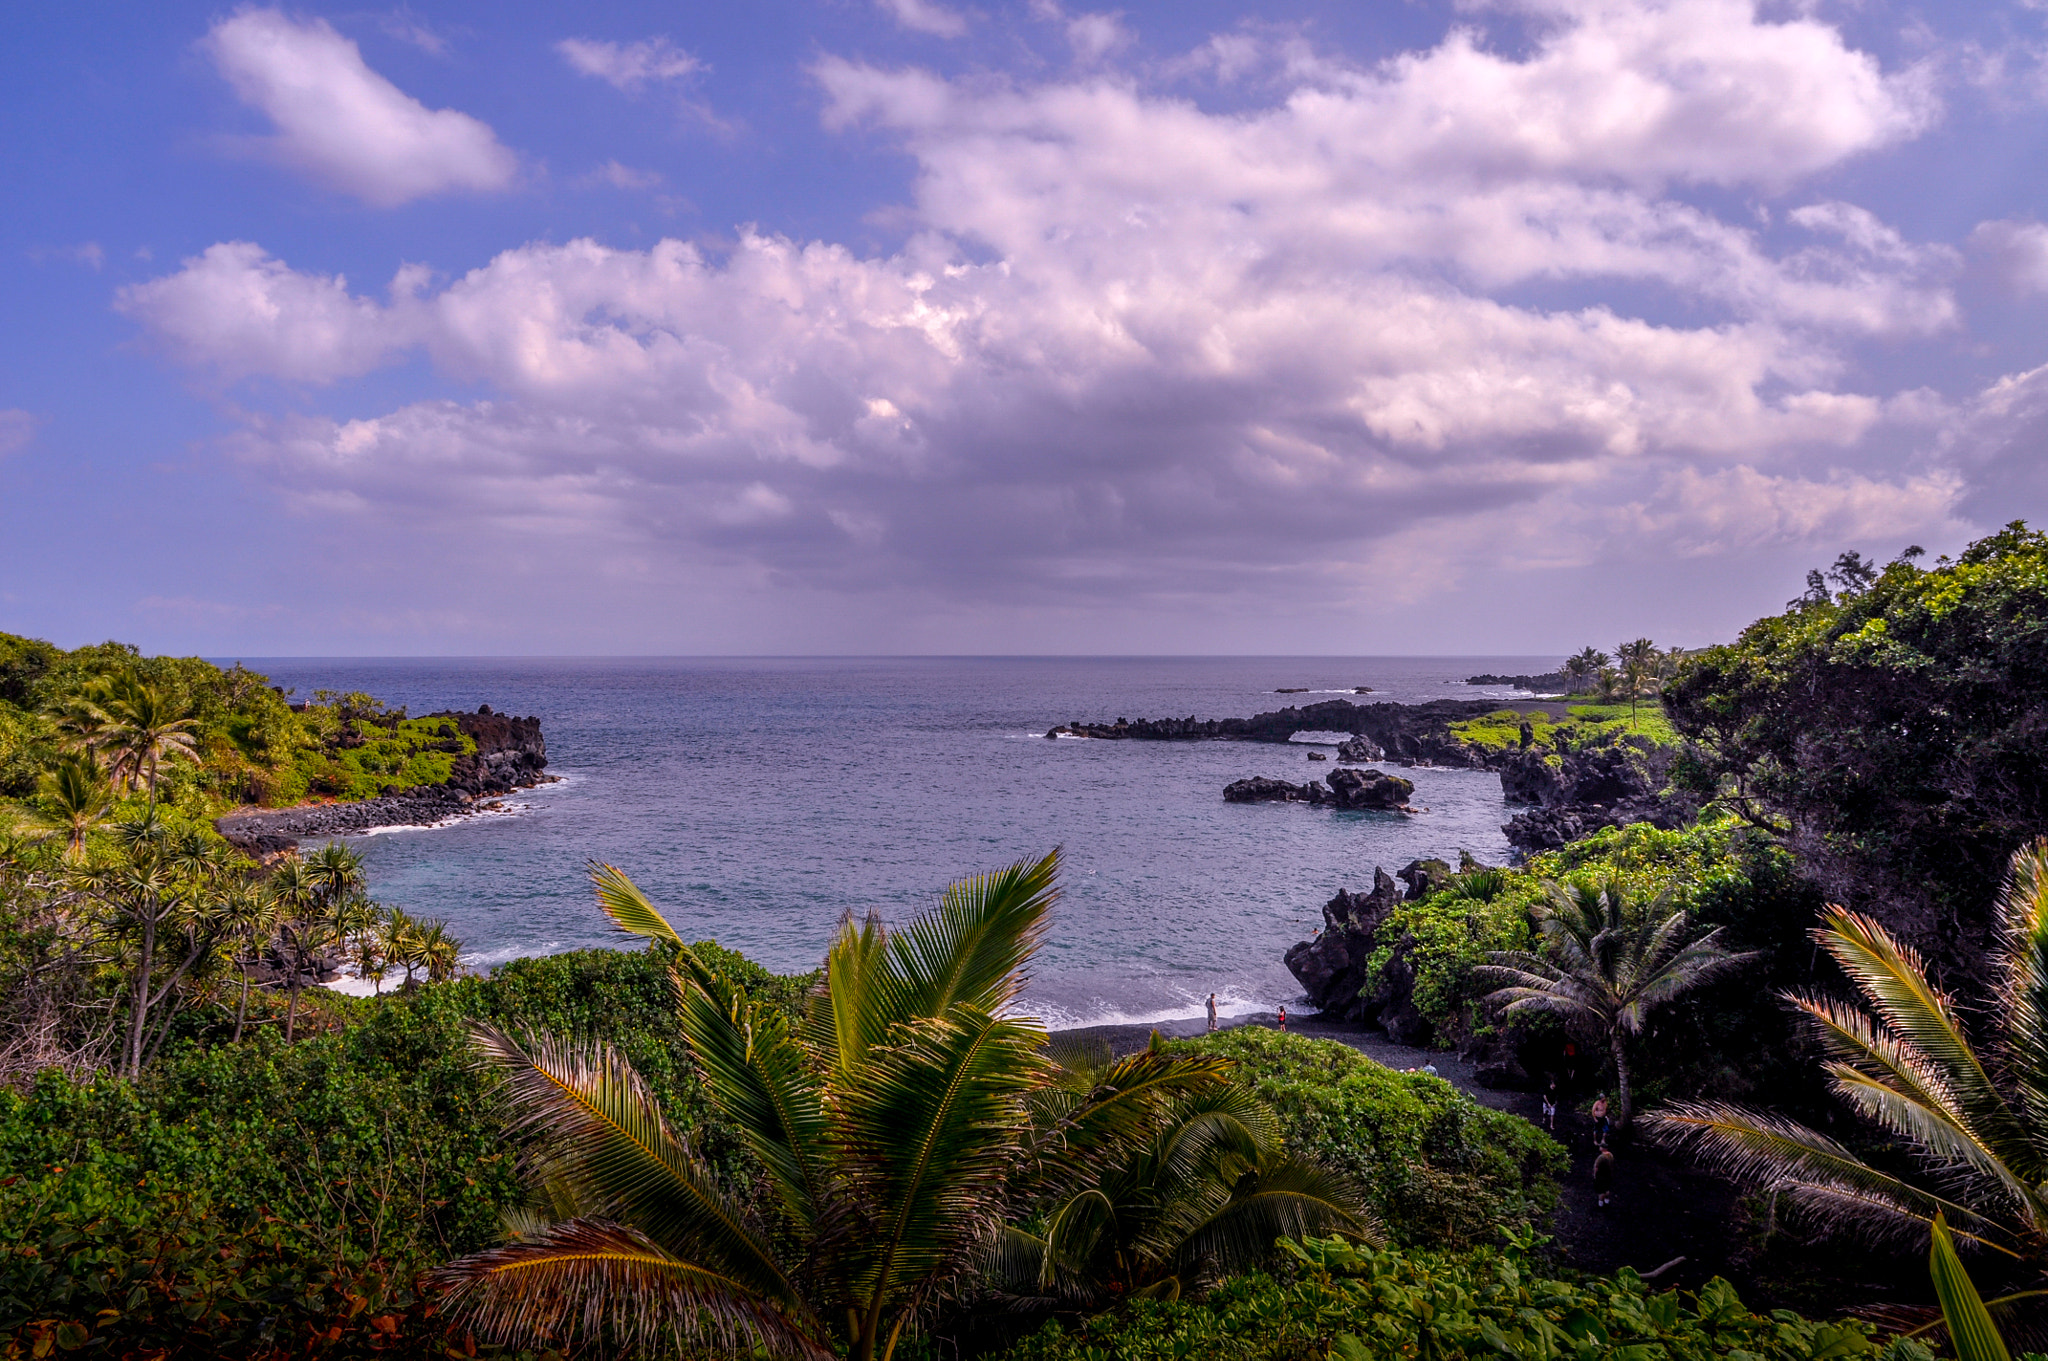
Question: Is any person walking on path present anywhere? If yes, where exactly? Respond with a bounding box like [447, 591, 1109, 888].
[1591, 1093, 1611, 1147]
[1277, 1005, 1287, 1032]
[1206, 993, 1218, 1032]
[1592, 1148, 1616, 1209]
[1541, 1089, 1557, 1131]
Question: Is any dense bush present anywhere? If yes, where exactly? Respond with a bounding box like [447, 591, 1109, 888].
[995, 1233, 1901, 1361]
[1665, 523, 2048, 978]
[1170, 1030, 1563, 1247]
[0, 943, 811, 1359]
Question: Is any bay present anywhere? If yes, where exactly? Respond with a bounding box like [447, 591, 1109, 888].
[225, 656, 1553, 1028]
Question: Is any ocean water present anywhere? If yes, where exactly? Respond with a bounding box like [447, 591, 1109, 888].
[227, 657, 1554, 1028]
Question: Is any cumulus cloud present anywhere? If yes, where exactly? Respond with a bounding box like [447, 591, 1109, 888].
[130, 1, 1976, 617]
[203, 9, 517, 206]
[116, 242, 406, 383]
[557, 36, 703, 91]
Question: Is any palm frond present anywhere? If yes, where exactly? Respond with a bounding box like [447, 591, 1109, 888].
[836, 1005, 1049, 1304]
[468, 1022, 808, 1311]
[1817, 908, 2026, 1159]
[589, 861, 687, 949]
[1028, 1048, 1237, 1183]
[1996, 841, 2048, 1185]
[1643, 1102, 2016, 1250]
[884, 849, 1060, 1023]
[1158, 1154, 1377, 1280]
[672, 974, 832, 1231]
[433, 1216, 834, 1360]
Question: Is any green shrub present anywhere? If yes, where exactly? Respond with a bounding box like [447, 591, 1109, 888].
[993, 1233, 1897, 1361]
[1168, 1030, 1563, 1247]
[0, 942, 813, 1359]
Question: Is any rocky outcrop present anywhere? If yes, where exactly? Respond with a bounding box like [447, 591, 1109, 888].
[1335, 735, 1383, 762]
[1465, 671, 1570, 691]
[216, 706, 551, 857]
[1497, 736, 1698, 853]
[1224, 767, 1415, 811]
[1047, 698, 1511, 769]
[1282, 859, 1450, 1043]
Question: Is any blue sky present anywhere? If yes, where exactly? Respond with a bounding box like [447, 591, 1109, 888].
[4, 0, 2048, 656]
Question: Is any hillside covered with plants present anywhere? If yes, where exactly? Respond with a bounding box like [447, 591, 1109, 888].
[0, 631, 476, 829]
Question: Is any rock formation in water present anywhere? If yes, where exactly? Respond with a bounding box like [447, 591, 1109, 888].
[1496, 735, 1697, 853]
[1224, 766, 1415, 811]
[1464, 670, 1570, 691]
[215, 706, 551, 857]
[1046, 697, 1510, 769]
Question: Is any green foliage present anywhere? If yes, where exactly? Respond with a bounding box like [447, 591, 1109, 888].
[995, 1233, 1883, 1361]
[0, 943, 812, 1359]
[1665, 522, 2048, 966]
[0, 631, 482, 835]
[1449, 704, 1677, 753]
[1365, 820, 1769, 1042]
[1166, 1029, 1563, 1248]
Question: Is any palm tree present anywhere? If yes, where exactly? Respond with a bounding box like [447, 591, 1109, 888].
[39, 754, 111, 859]
[380, 905, 426, 989]
[1479, 879, 1756, 1130]
[1615, 638, 1661, 730]
[1563, 647, 1609, 693]
[989, 1038, 1372, 1308]
[415, 916, 462, 983]
[1647, 840, 2048, 1271]
[435, 849, 1158, 1361]
[267, 858, 330, 1042]
[96, 672, 200, 812]
[216, 882, 280, 1041]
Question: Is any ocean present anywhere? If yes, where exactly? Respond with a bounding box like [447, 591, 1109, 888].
[226, 656, 1553, 1028]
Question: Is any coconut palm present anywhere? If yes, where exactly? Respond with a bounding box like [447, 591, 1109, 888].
[1564, 647, 1609, 693]
[415, 916, 462, 983]
[1615, 638, 1661, 730]
[38, 754, 111, 859]
[1647, 840, 2048, 1273]
[95, 672, 200, 811]
[380, 905, 427, 989]
[435, 849, 1172, 1361]
[1479, 879, 1757, 1130]
[989, 1038, 1373, 1309]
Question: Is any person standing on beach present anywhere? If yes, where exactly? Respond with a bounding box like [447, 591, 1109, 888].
[1592, 1148, 1616, 1208]
[1206, 993, 1218, 1032]
[1277, 1005, 1287, 1032]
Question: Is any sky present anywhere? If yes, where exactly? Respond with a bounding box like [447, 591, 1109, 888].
[4, 0, 2048, 657]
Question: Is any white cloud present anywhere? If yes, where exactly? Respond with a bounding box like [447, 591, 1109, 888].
[203, 9, 517, 206]
[556, 37, 703, 92]
[1968, 218, 2048, 293]
[0, 410, 41, 458]
[116, 242, 406, 384]
[877, 0, 969, 39]
[129, 3, 1976, 618]
[581, 160, 664, 191]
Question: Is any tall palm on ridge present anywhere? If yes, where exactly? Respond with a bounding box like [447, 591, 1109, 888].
[991, 1039, 1374, 1309]
[1479, 879, 1756, 1129]
[436, 849, 1086, 1360]
[1647, 839, 2048, 1271]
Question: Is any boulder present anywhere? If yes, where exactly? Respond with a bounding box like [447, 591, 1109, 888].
[1335, 735, 1383, 762]
[1223, 768, 1414, 810]
[1282, 869, 1405, 1021]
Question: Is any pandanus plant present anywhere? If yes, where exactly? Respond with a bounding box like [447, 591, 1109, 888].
[434, 850, 1076, 1358]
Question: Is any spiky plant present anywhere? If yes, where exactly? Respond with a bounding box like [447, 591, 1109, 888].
[436, 850, 1107, 1361]
[1647, 840, 2048, 1275]
[1479, 879, 1757, 1129]
[989, 1036, 1374, 1309]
